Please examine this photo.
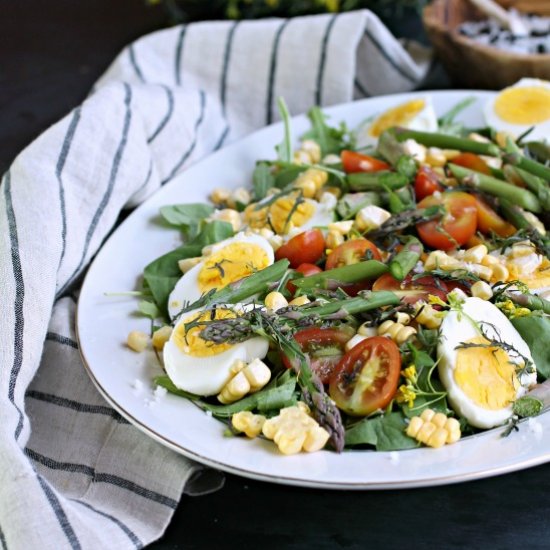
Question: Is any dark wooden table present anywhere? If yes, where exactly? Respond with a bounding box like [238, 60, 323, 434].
[2, 2, 550, 548]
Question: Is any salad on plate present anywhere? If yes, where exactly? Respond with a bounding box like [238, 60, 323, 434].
[125, 78, 550, 456]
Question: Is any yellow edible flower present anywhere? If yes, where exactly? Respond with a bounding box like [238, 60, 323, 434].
[402, 365, 417, 383]
[396, 384, 416, 408]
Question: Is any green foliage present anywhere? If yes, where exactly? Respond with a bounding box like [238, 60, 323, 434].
[511, 315, 550, 380]
[344, 412, 419, 451]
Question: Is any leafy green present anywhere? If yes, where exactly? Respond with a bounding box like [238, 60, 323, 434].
[143, 244, 203, 318]
[138, 300, 160, 320]
[252, 162, 275, 201]
[190, 220, 234, 247]
[303, 106, 353, 156]
[274, 165, 306, 188]
[513, 396, 543, 418]
[344, 412, 418, 451]
[143, 221, 234, 317]
[154, 376, 201, 400]
[159, 203, 214, 238]
[511, 315, 550, 380]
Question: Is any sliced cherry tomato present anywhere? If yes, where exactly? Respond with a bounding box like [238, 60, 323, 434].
[451, 152, 491, 175]
[325, 239, 382, 270]
[287, 263, 323, 294]
[282, 328, 353, 384]
[341, 150, 390, 173]
[416, 191, 478, 251]
[475, 196, 516, 237]
[372, 273, 448, 305]
[329, 336, 401, 416]
[414, 166, 443, 201]
[275, 229, 325, 268]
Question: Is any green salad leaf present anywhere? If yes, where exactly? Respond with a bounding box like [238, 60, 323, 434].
[159, 203, 214, 237]
[344, 412, 418, 451]
[511, 315, 550, 380]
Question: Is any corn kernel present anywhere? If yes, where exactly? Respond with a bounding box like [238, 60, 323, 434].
[425, 147, 447, 167]
[357, 323, 378, 337]
[265, 291, 288, 312]
[152, 326, 172, 350]
[328, 220, 354, 235]
[378, 320, 416, 345]
[415, 302, 443, 329]
[293, 150, 312, 165]
[463, 244, 488, 264]
[407, 408, 461, 448]
[481, 254, 500, 268]
[490, 263, 510, 283]
[395, 312, 411, 325]
[127, 331, 149, 353]
[316, 186, 341, 200]
[232, 411, 266, 438]
[231, 187, 251, 206]
[209, 208, 242, 232]
[326, 230, 344, 250]
[471, 280, 493, 300]
[210, 187, 230, 205]
[242, 358, 271, 392]
[289, 295, 310, 306]
[218, 371, 250, 404]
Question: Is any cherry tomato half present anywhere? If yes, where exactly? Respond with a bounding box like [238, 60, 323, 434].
[287, 263, 323, 294]
[282, 327, 353, 384]
[325, 239, 382, 270]
[275, 229, 325, 268]
[329, 336, 401, 416]
[372, 273, 448, 305]
[341, 150, 390, 173]
[416, 191, 478, 251]
[475, 196, 516, 238]
[414, 166, 443, 201]
[451, 152, 491, 175]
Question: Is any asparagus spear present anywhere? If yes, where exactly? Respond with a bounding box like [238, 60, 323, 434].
[389, 237, 423, 281]
[291, 260, 388, 290]
[347, 171, 408, 192]
[504, 165, 550, 211]
[505, 292, 550, 315]
[504, 137, 550, 182]
[448, 163, 542, 213]
[172, 259, 290, 320]
[393, 128, 500, 157]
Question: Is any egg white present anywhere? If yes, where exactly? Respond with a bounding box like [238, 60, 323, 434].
[283, 196, 335, 240]
[168, 232, 274, 321]
[356, 96, 438, 148]
[163, 304, 269, 396]
[483, 78, 550, 141]
[438, 297, 537, 429]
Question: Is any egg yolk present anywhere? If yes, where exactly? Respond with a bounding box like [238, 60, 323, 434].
[454, 336, 519, 410]
[173, 309, 235, 357]
[244, 193, 315, 235]
[494, 86, 550, 125]
[369, 99, 426, 138]
[198, 242, 270, 293]
[518, 257, 550, 291]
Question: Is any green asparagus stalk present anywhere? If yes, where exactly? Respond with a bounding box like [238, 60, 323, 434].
[173, 259, 290, 320]
[389, 237, 423, 281]
[499, 198, 532, 230]
[448, 164, 542, 213]
[504, 137, 550, 182]
[504, 165, 550, 211]
[505, 291, 550, 315]
[292, 260, 388, 290]
[347, 171, 408, 191]
[393, 128, 500, 157]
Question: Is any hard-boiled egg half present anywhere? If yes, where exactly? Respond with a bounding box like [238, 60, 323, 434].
[438, 297, 537, 429]
[243, 192, 335, 237]
[484, 78, 550, 141]
[164, 304, 269, 396]
[357, 96, 438, 148]
[168, 232, 274, 320]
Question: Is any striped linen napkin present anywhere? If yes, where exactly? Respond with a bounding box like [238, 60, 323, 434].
[0, 10, 430, 549]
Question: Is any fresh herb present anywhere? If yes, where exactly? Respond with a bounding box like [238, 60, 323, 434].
[511, 315, 550, 379]
[275, 97, 292, 163]
[302, 106, 354, 156]
[252, 161, 275, 201]
[159, 203, 215, 238]
[437, 96, 476, 136]
[513, 395, 543, 418]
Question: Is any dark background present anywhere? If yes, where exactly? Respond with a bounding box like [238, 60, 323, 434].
[2, 2, 550, 548]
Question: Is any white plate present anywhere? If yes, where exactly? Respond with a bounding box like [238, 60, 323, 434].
[77, 90, 550, 489]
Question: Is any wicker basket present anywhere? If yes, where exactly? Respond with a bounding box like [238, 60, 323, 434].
[423, 0, 550, 89]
